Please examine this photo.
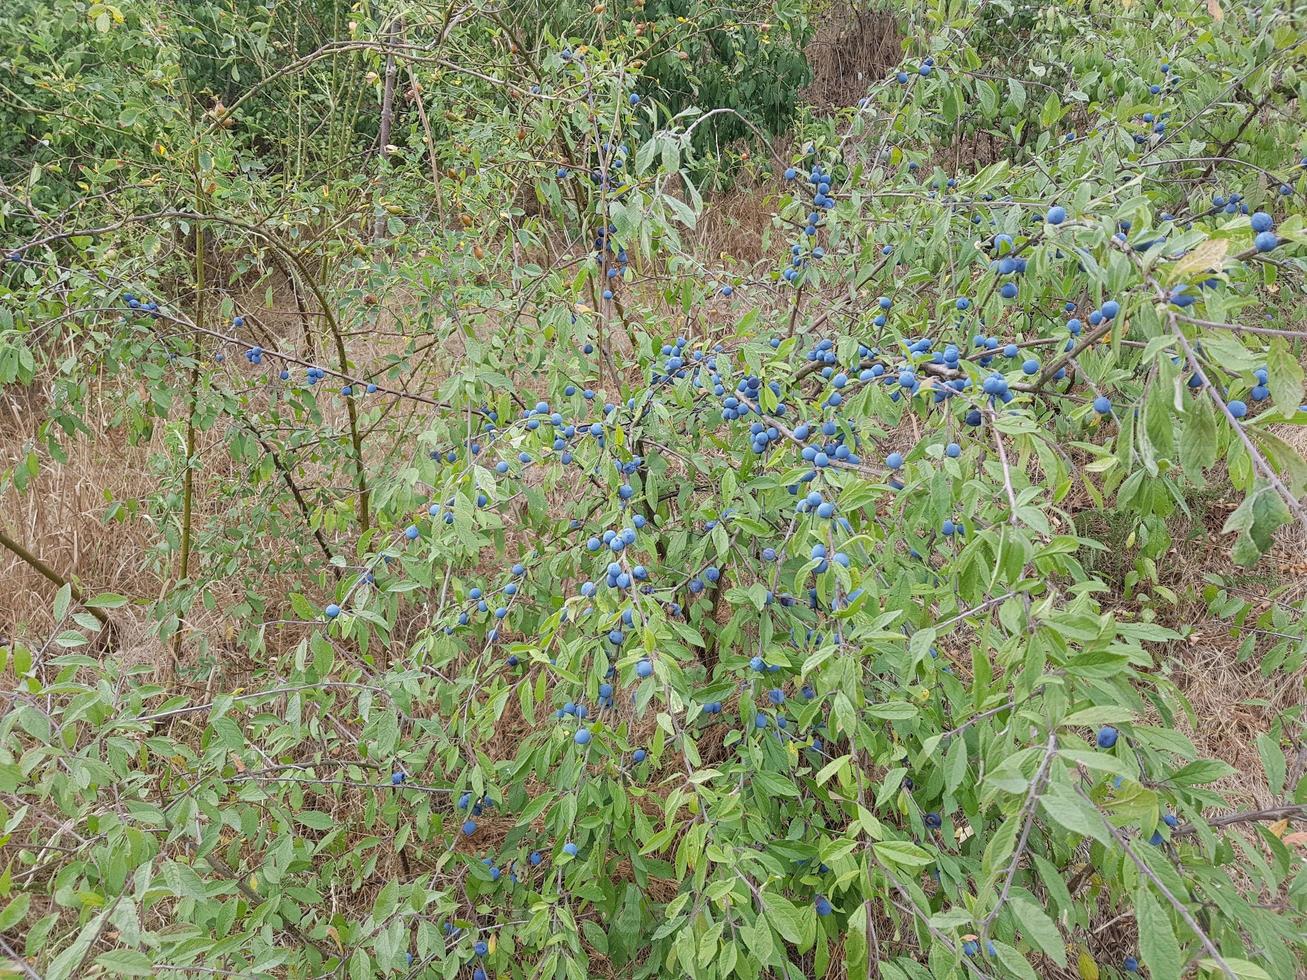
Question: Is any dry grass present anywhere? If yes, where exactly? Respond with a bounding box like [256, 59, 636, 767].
[802, 5, 902, 113]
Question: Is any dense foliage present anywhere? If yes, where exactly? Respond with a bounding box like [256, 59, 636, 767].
[1, 0, 1305, 978]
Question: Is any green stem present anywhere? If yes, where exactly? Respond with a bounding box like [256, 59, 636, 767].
[0, 525, 107, 625]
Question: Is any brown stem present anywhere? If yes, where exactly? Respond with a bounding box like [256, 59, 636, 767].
[371, 16, 403, 241]
[1174, 803, 1306, 837]
[405, 63, 445, 227]
[242, 421, 341, 575]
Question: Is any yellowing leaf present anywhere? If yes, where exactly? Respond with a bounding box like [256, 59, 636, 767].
[1170, 238, 1228, 279]
[1269, 819, 1289, 838]
[1077, 947, 1100, 980]
[1207, 0, 1224, 20]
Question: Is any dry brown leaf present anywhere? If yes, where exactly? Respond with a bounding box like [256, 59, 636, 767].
[1268, 818, 1289, 838]
[1283, 832, 1307, 847]
[1207, 0, 1224, 20]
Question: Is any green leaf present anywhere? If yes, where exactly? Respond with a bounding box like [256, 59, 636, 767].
[1200, 957, 1272, 980]
[1039, 785, 1111, 845]
[874, 840, 935, 869]
[1180, 395, 1217, 481]
[1061, 706, 1135, 728]
[94, 950, 155, 976]
[0, 894, 30, 932]
[86, 592, 129, 608]
[943, 736, 967, 794]
[54, 582, 71, 621]
[1166, 759, 1235, 786]
[994, 940, 1041, 980]
[296, 810, 336, 830]
[1256, 734, 1286, 796]
[761, 890, 806, 946]
[1267, 339, 1305, 416]
[867, 701, 918, 720]
[1224, 485, 1291, 566]
[1009, 893, 1067, 967]
[1135, 884, 1182, 980]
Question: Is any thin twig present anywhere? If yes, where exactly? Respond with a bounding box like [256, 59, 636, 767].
[1074, 785, 1237, 979]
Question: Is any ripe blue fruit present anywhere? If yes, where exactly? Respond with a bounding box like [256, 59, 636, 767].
[815, 895, 832, 916]
[633, 748, 647, 763]
[1096, 726, 1118, 748]
[391, 771, 406, 784]
[474, 940, 488, 957]
[462, 819, 477, 836]
[473, 969, 486, 980]
[1000, 282, 1017, 299]
[325, 603, 341, 619]
[955, 297, 971, 310]
[924, 812, 942, 828]
[1124, 956, 1139, 973]
[886, 452, 904, 469]
[1229, 400, 1248, 418]
[918, 64, 931, 76]
[574, 728, 591, 745]
[563, 841, 578, 856]
[1254, 231, 1279, 252]
[1047, 205, 1066, 224]
[1022, 358, 1039, 375]
[1093, 396, 1111, 414]
[1250, 211, 1273, 233]
[946, 442, 961, 458]
[636, 659, 653, 678]
[629, 93, 640, 105]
